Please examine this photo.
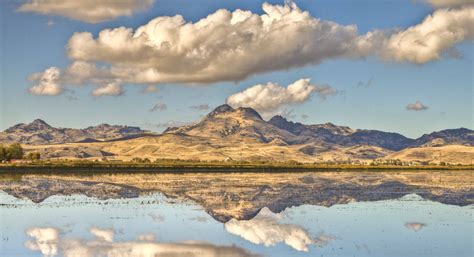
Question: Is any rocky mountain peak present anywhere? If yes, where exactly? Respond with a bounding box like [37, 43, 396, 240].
[268, 115, 286, 123]
[30, 119, 53, 129]
[268, 115, 303, 133]
[206, 104, 234, 118]
[235, 107, 263, 120]
[5, 119, 53, 133]
[206, 104, 262, 121]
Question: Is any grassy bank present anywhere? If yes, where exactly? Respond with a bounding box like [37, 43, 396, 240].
[0, 160, 472, 174]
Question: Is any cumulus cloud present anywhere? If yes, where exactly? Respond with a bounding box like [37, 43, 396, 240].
[377, 7, 474, 63]
[28, 67, 63, 96]
[406, 101, 429, 111]
[226, 79, 336, 115]
[25, 226, 260, 257]
[405, 222, 426, 232]
[149, 102, 167, 112]
[17, 0, 155, 23]
[425, 0, 474, 8]
[91, 82, 123, 97]
[27, 3, 474, 96]
[224, 207, 320, 252]
[63, 2, 365, 85]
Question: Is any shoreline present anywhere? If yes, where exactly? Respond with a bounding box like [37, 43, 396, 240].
[1, 163, 472, 174]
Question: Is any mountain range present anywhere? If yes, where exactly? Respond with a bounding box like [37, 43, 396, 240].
[0, 119, 148, 145]
[1, 104, 473, 164]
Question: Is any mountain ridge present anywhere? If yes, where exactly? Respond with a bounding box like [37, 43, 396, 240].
[0, 119, 150, 145]
[1, 105, 472, 148]
[1, 105, 473, 164]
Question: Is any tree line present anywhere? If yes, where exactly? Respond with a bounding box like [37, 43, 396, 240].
[0, 143, 40, 161]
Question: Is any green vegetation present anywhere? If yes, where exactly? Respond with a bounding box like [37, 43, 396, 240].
[0, 143, 25, 161]
[0, 157, 472, 173]
[25, 152, 41, 161]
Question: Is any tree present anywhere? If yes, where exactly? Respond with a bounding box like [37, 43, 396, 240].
[8, 143, 24, 160]
[26, 152, 41, 161]
[0, 145, 8, 161]
[131, 157, 143, 163]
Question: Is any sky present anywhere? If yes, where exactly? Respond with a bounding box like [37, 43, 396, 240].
[0, 0, 472, 138]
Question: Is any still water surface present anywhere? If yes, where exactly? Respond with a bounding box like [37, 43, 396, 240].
[0, 171, 472, 257]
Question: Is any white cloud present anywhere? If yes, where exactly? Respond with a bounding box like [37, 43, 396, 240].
[149, 102, 167, 112]
[91, 82, 124, 97]
[224, 207, 315, 252]
[378, 7, 474, 63]
[27, 3, 474, 96]
[25, 226, 260, 257]
[226, 79, 336, 114]
[425, 0, 474, 8]
[63, 2, 365, 85]
[406, 101, 429, 111]
[18, 0, 154, 23]
[28, 67, 63, 96]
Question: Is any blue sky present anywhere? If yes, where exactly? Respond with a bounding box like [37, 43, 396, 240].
[0, 0, 472, 138]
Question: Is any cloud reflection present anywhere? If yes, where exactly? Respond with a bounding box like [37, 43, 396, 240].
[25, 227, 260, 257]
[405, 222, 427, 232]
[225, 207, 333, 252]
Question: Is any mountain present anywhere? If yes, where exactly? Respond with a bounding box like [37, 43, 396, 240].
[0, 119, 149, 145]
[268, 115, 414, 150]
[386, 145, 474, 165]
[164, 104, 297, 144]
[2, 105, 473, 164]
[413, 128, 474, 147]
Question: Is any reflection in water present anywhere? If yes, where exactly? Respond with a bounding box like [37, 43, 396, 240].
[25, 228, 59, 257]
[25, 227, 260, 257]
[404, 222, 426, 232]
[0, 171, 472, 257]
[225, 207, 326, 252]
[1, 171, 472, 222]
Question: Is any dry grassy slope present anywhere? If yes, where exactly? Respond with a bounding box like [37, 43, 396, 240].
[168, 106, 298, 144]
[385, 145, 474, 165]
[21, 133, 397, 163]
[24, 138, 474, 164]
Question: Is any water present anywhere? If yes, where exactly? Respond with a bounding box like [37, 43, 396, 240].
[0, 171, 472, 257]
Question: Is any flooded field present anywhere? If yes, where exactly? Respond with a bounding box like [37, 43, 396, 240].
[0, 170, 472, 256]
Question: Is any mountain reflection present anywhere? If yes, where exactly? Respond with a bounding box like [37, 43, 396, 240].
[1, 171, 472, 223]
[25, 227, 260, 257]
